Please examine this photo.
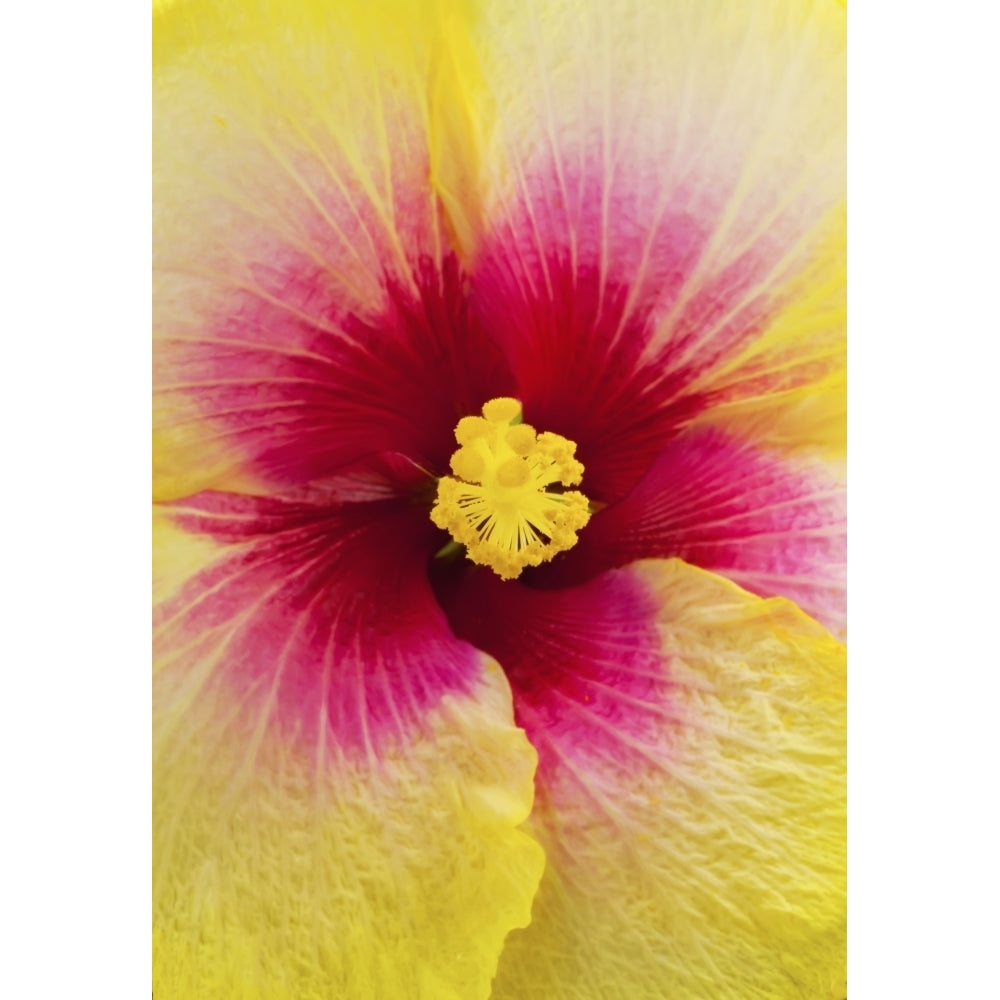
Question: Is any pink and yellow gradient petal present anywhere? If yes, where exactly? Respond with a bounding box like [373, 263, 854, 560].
[442, 560, 845, 999]
[535, 425, 846, 635]
[153, 499, 544, 998]
[692, 367, 847, 465]
[154, 0, 501, 501]
[464, 0, 845, 501]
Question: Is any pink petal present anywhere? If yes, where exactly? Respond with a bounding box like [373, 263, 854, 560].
[156, 490, 483, 751]
[154, 0, 512, 500]
[533, 425, 846, 634]
[466, 0, 845, 501]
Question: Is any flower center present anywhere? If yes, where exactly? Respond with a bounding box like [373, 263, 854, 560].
[430, 397, 591, 580]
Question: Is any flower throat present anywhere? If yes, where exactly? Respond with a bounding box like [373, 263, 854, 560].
[431, 398, 591, 580]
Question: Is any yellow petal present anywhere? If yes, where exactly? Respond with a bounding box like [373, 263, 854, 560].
[153, 0, 488, 499]
[487, 559, 845, 999]
[153, 501, 544, 997]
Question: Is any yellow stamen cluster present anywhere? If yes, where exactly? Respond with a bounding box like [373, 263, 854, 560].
[431, 398, 591, 580]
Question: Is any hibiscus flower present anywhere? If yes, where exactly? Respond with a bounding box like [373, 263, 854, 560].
[153, 0, 846, 997]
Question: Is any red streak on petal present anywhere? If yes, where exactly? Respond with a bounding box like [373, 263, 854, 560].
[530, 426, 845, 632]
[437, 566, 678, 784]
[156, 492, 482, 754]
[468, 159, 823, 503]
[156, 252, 513, 489]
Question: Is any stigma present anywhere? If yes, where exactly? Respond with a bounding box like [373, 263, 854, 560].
[431, 398, 591, 580]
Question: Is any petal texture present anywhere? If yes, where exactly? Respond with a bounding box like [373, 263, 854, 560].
[467, 0, 845, 501]
[154, 0, 510, 500]
[535, 425, 846, 635]
[442, 559, 846, 1000]
[153, 496, 544, 998]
